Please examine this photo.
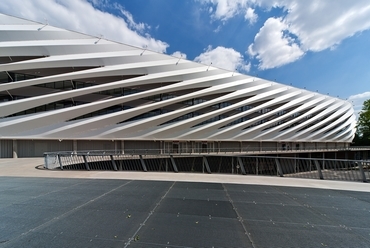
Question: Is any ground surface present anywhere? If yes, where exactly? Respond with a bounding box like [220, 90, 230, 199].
[1, 176, 370, 248]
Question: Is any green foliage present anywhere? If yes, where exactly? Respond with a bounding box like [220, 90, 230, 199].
[355, 99, 370, 145]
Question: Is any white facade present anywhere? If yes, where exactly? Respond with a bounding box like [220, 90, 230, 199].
[0, 13, 356, 145]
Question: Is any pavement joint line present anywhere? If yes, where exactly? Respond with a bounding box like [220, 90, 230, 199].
[124, 181, 176, 248]
[222, 183, 256, 248]
[1, 180, 133, 246]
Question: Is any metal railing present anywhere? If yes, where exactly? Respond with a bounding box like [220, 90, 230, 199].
[44, 150, 369, 183]
[43, 144, 367, 159]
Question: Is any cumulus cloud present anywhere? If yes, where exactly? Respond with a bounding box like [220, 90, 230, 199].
[0, 0, 168, 53]
[199, 0, 256, 24]
[194, 46, 251, 72]
[171, 51, 187, 59]
[245, 7, 257, 24]
[250, 0, 370, 69]
[348, 91, 370, 120]
[276, 0, 370, 52]
[248, 17, 304, 69]
[200, 0, 370, 69]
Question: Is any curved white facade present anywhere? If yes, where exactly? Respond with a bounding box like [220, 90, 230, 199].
[0, 13, 356, 143]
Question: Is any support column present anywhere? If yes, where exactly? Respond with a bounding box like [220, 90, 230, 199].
[82, 155, 90, 171]
[237, 157, 246, 175]
[322, 153, 325, 169]
[358, 162, 367, 183]
[139, 155, 147, 172]
[121, 140, 125, 154]
[12, 139, 18, 158]
[202, 156, 211, 174]
[57, 154, 63, 170]
[314, 160, 324, 180]
[110, 155, 118, 171]
[170, 155, 178, 172]
[275, 158, 284, 177]
[73, 140, 77, 154]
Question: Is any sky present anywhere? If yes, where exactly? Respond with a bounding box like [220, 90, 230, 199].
[1, 0, 369, 118]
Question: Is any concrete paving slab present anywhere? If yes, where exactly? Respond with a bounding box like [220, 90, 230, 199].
[0, 177, 369, 247]
[1, 158, 370, 247]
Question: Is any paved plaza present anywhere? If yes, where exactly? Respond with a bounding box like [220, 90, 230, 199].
[1, 158, 370, 247]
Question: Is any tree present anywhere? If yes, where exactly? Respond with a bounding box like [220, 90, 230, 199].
[355, 99, 370, 145]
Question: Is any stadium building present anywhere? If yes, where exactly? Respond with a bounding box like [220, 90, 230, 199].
[0, 13, 356, 158]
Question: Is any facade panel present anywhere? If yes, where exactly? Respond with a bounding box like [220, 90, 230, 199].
[0, 13, 356, 158]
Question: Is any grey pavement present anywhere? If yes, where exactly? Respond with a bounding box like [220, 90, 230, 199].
[1, 158, 370, 247]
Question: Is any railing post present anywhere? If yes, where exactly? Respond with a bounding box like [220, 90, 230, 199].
[314, 160, 324, 180]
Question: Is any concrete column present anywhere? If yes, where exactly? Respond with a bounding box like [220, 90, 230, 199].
[121, 140, 124, 154]
[12, 139, 18, 158]
[72, 140, 77, 153]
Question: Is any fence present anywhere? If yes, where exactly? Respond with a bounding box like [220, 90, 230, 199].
[44, 151, 369, 183]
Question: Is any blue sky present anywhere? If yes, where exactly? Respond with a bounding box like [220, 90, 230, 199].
[1, 0, 369, 117]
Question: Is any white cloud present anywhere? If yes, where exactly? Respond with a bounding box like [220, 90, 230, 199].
[194, 46, 251, 72]
[245, 7, 257, 24]
[200, 0, 370, 69]
[269, 0, 370, 52]
[249, 0, 370, 69]
[199, 0, 251, 22]
[0, 0, 168, 53]
[171, 51, 187, 60]
[248, 17, 304, 69]
[112, 3, 150, 34]
[348, 91, 370, 120]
